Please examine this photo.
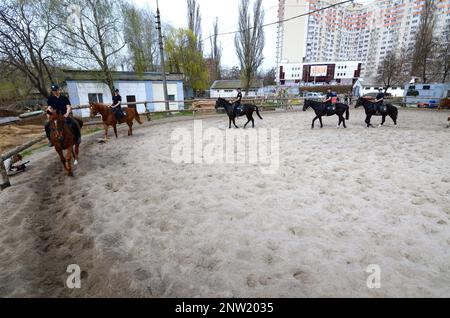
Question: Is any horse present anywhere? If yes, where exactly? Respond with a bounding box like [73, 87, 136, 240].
[355, 97, 398, 128]
[89, 102, 143, 139]
[303, 99, 350, 129]
[47, 110, 82, 177]
[215, 97, 263, 128]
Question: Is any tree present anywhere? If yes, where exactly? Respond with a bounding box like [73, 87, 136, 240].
[187, 0, 202, 53]
[221, 66, 241, 80]
[56, 0, 126, 93]
[165, 28, 208, 96]
[410, 0, 437, 83]
[210, 17, 222, 80]
[235, 0, 264, 95]
[434, 27, 450, 83]
[0, 0, 58, 98]
[377, 49, 408, 92]
[262, 67, 276, 86]
[122, 4, 158, 73]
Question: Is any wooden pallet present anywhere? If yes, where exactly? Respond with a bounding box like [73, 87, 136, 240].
[191, 100, 216, 110]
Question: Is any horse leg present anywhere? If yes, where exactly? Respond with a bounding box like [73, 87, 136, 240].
[389, 112, 397, 126]
[312, 116, 318, 129]
[73, 144, 79, 166]
[319, 116, 323, 128]
[380, 115, 386, 127]
[229, 117, 232, 129]
[252, 117, 255, 128]
[57, 149, 67, 172]
[103, 123, 109, 140]
[128, 122, 133, 136]
[337, 115, 342, 128]
[244, 114, 251, 128]
[342, 116, 347, 128]
[365, 115, 371, 128]
[113, 124, 118, 138]
[233, 118, 239, 129]
[65, 147, 73, 176]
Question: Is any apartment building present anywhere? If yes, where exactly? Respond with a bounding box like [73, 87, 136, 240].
[276, 0, 450, 83]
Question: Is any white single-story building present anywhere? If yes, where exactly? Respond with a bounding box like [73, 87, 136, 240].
[210, 80, 264, 98]
[404, 82, 450, 106]
[63, 70, 185, 117]
[361, 85, 405, 97]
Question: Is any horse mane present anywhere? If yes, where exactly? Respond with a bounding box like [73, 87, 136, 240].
[90, 102, 109, 109]
[217, 97, 231, 105]
[305, 99, 323, 106]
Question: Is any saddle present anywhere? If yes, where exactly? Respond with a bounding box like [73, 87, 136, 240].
[114, 108, 127, 122]
[325, 105, 336, 115]
[233, 105, 244, 115]
[374, 104, 386, 115]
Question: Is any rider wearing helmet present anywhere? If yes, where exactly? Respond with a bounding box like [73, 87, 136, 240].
[374, 88, 385, 114]
[45, 84, 81, 147]
[232, 88, 243, 114]
[324, 88, 337, 112]
[111, 89, 123, 122]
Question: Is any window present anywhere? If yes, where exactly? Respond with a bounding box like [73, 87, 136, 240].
[224, 89, 233, 92]
[168, 95, 175, 101]
[409, 86, 415, 90]
[88, 93, 103, 103]
[423, 85, 430, 90]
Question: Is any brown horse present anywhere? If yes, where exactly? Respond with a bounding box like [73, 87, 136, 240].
[89, 102, 143, 140]
[48, 111, 81, 177]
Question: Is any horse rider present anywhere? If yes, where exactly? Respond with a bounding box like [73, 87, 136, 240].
[232, 88, 243, 114]
[374, 88, 385, 114]
[110, 89, 123, 122]
[45, 84, 81, 147]
[324, 88, 337, 112]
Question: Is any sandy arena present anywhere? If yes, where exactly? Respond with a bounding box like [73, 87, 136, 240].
[0, 108, 449, 297]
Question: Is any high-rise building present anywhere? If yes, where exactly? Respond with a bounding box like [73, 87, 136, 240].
[276, 0, 450, 83]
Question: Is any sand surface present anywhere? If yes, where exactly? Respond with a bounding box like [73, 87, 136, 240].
[0, 108, 449, 297]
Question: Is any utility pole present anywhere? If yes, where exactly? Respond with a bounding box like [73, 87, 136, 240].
[156, 0, 170, 111]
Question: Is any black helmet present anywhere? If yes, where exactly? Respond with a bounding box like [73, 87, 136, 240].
[51, 84, 60, 91]
[114, 89, 119, 93]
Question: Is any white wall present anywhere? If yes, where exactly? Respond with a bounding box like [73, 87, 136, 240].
[117, 82, 147, 114]
[362, 86, 405, 97]
[152, 83, 179, 111]
[210, 89, 258, 98]
[75, 82, 112, 117]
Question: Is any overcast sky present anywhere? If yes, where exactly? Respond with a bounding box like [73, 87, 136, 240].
[131, 0, 373, 71]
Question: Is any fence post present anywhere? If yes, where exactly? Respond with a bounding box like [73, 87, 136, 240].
[0, 158, 11, 190]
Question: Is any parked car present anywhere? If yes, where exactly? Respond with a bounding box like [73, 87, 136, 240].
[304, 92, 325, 99]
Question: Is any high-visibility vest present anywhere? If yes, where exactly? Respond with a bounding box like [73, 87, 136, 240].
[331, 97, 337, 103]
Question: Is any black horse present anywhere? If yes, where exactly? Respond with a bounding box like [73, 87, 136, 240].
[355, 97, 398, 128]
[303, 99, 350, 129]
[215, 98, 263, 128]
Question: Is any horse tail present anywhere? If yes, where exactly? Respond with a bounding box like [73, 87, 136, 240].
[134, 109, 143, 124]
[255, 105, 263, 120]
[393, 105, 398, 121]
[388, 104, 398, 120]
[345, 105, 350, 120]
